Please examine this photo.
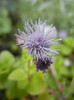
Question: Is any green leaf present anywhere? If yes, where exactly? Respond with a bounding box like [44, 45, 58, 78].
[17, 79, 29, 89]
[12, 59, 28, 70]
[60, 45, 72, 55]
[8, 68, 27, 81]
[63, 37, 74, 48]
[54, 56, 69, 79]
[0, 80, 15, 90]
[48, 94, 56, 100]
[0, 74, 8, 82]
[0, 51, 15, 74]
[29, 63, 36, 76]
[37, 89, 49, 100]
[6, 88, 27, 99]
[22, 49, 32, 61]
[25, 72, 45, 95]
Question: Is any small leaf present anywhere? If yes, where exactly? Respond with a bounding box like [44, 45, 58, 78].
[25, 72, 45, 95]
[17, 79, 29, 89]
[0, 51, 15, 74]
[22, 49, 31, 61]
[8, 68, 27, 81]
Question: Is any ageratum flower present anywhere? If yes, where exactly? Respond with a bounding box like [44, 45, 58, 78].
[15, 18, 61, 73]
[15, 19, 61, 59]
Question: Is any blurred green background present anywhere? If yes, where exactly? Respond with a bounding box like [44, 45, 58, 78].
[0, 0, 74, 100]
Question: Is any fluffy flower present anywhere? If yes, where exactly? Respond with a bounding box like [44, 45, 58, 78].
[35, 56, 53, 72]
[15, 18, 61, 61]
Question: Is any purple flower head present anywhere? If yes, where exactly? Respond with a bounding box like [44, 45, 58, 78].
[15, 18, 61, 61]
[35, 56, 53, 72]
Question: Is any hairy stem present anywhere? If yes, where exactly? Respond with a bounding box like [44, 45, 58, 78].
[48, 88, 60, 99]
[49, 64, 66, 100]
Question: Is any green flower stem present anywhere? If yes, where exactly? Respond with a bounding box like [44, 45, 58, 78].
[48, 88, 60, 99]
[49, 64, 66, 100]
[50, 65, 63, 94]
[27, 59, 31, 81]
